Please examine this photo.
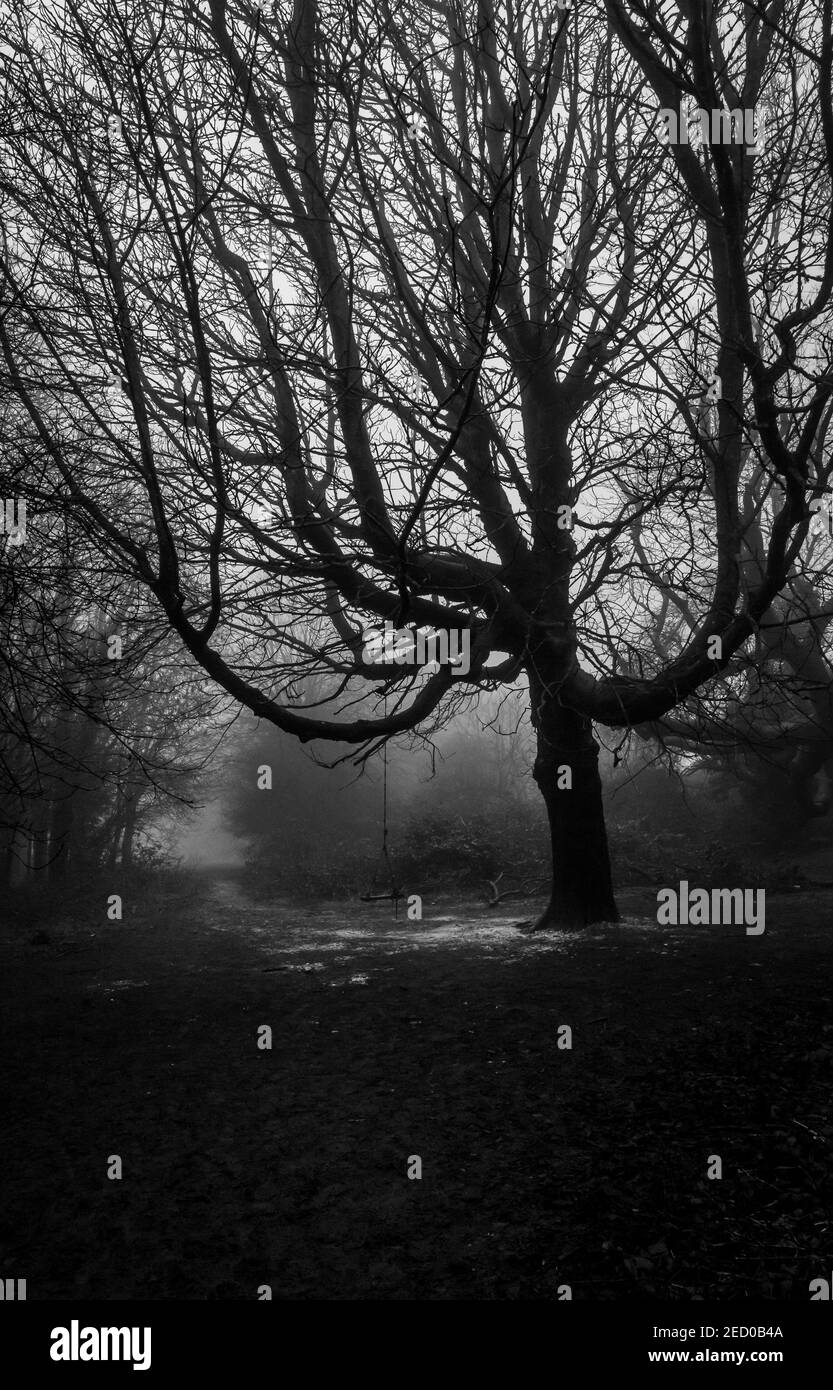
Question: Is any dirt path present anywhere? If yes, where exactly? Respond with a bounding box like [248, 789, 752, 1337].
[2, 873, 832, 1299]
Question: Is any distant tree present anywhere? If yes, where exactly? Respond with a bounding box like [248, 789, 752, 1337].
[223, 710, 382, 888]
[0, 516, 218, 881]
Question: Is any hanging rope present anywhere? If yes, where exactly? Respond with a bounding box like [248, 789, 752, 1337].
[360, 703, 403, 914]
[382, 734, 390, 858]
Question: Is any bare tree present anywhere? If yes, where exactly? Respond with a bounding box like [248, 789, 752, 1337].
[1, 0, 831, 924]
[0, 512, 219, 881]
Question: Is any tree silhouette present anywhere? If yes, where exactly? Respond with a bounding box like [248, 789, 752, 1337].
[1, 0, 831, 923]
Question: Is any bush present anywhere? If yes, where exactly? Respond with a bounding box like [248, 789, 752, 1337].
[393, 801, 548, 895]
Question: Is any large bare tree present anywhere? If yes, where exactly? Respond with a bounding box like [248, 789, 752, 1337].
[1, 0, 831, 924]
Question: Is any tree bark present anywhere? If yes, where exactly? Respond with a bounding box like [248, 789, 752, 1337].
[528, 689, 619, 929]
[107, 812, 124, 872]
[120, 797, 138, 870]
[48, 791, 74, 881]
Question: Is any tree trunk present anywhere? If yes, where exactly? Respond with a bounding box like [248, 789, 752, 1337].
[48, 791, 74, 882]
[7, 825, 27, 886]
[1, 828, 19, 886]
[528, 689, 619, 929]
[23, 795, 51, 877]
[107, 812, 124, 872]
[121, 798, 138, 870]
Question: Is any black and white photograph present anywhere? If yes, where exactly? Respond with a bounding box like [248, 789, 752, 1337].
[0, 0, 830, 1361]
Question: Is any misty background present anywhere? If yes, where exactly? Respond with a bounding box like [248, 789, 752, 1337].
[123, 694, 833, 902]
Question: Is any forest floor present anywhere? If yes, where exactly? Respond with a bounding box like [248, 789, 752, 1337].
[1, 869, 832, 1301]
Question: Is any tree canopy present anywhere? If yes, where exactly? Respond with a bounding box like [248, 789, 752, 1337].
[2, 0, 831, 921]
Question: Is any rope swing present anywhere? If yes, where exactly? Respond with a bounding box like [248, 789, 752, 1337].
[359, 736, 404, 914]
